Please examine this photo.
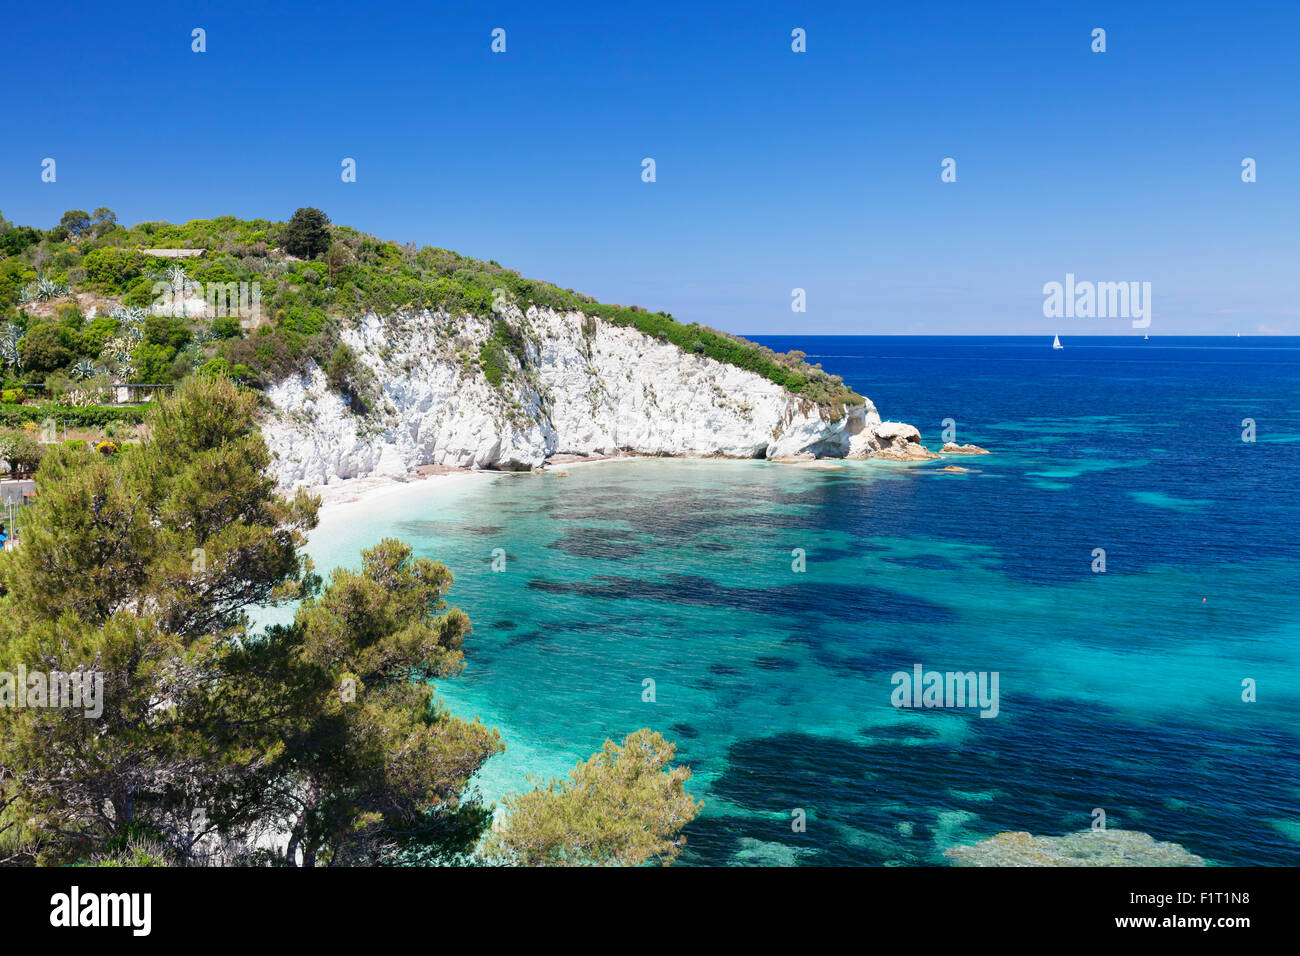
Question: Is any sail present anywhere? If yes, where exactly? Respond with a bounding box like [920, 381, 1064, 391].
[1052, 335, 1062, 349]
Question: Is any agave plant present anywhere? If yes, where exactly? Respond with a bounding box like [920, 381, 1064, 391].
[99, 336, 136, 373]
[110, 305, 148, 343]
[110, 304, 148, 324]
[1, 324, 22, 369]
[71, 358, 100, 381]
[21, 274, 71, 302]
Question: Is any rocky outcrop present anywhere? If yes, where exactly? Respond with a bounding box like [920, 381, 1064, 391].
[944, 830, 1205, 867]
[262, 306, 930, 488]
[941, 442, 990, 455]
[860, 422, 938, 461]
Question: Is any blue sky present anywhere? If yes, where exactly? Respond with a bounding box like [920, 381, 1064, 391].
[3, 0, 1297, 334]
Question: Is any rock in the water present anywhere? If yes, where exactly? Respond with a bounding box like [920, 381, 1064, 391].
[944, 829, 1205, 867]
[850, 421, 938, 461]
[941, 442, 990, 455]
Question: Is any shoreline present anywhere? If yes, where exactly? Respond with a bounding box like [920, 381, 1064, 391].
[301, 455, 634, 523]
[308, 470, 495, 520]
[297, 448, 946, 525]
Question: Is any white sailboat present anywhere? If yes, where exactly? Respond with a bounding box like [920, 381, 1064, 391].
[1144, 334, 1149, 340]
[1052, 334, 1063, 350]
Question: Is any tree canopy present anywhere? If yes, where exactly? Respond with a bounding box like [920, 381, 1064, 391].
[282, 207, 332, 260]
[0, 376, 698, 867]
[484, 729, 703, 866]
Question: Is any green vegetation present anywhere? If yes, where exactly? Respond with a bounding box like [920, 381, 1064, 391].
[0, 207, 862, 414]
[0, 428, 43, 476]
[281, 207, 332, 260]
[478, 316, 527, 387]
[484, 729, 703, 866]
[0, 404, 146, 428]
[0, 377, 698, 866]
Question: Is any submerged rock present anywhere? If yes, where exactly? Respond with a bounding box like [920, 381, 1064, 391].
[944, 829, 1205, 867]
[941, 442, 991, 455]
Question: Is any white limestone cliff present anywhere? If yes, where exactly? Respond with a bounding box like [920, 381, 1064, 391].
[261, 306, 932, 489]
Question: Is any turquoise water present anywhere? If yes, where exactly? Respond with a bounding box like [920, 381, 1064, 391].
[300, 336, 1300, 866]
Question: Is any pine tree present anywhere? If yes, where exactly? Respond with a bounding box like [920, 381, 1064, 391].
[484, 729, 703, 866]
[0, 376, 698, 867]
[0, 377, 318, 862]
[281, 207, 332, 260]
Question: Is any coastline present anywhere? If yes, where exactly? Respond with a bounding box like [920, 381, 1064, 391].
[302, 455, 629, 520]
[307, 469, 496, 521]
[298, 448, 946, 524]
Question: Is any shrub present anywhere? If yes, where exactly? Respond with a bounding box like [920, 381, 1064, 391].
[18, 323, 78, 377]
[81, 247, 146, 291]
[0, 404, 147, 428]
[133, 343, 178, 383]
[0, 429, 44, 476]
[325, 343, 356, 392]
[143, 314, 191, 351]
[211, 316, 243, 339]
[197, 357, 231, 379]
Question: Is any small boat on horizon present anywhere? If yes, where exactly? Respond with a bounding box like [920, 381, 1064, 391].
[1052, 334, 1063, 350]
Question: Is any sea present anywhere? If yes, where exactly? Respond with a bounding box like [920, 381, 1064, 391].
[302, 336, 1300, 866]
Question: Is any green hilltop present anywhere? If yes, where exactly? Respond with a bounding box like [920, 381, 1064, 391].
[0, 208, 863, 414]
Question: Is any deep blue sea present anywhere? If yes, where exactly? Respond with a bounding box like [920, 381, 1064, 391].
[306, 336, 1300, 866]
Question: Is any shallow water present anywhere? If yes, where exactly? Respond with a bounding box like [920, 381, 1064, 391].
[302, 336, 1300, 866]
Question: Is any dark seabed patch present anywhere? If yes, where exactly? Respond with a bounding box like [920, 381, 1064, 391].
[883, 554, 961, 571]
[547, 526, 645, 559]
[857, 723, 941, 740]
[502, 630, 551, 648]
[704, 696, 1300, 866]
[525, 574, 956, 624]
[810, 645, 923, 679]
[395, 520, 504, 538]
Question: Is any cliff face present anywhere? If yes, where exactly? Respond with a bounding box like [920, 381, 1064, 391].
[261, 306, 931, 489]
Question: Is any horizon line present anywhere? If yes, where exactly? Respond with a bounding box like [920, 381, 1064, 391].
[741, 332, 1295, 338]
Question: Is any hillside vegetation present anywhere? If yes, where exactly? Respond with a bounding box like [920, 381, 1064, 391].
[0, 207, 863, 416]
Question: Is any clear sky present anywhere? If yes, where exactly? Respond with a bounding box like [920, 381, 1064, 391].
[3, 0, 1297, 334]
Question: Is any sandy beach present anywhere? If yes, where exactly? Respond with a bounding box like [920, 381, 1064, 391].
[307, 470, 496, 521]
[303, 455, 630, 524]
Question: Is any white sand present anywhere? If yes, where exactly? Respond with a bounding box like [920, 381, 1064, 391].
[305, 471, 496, 522]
